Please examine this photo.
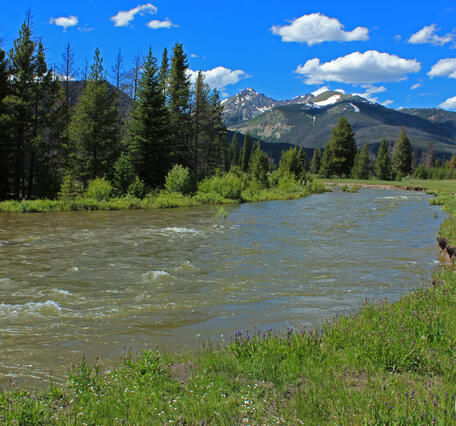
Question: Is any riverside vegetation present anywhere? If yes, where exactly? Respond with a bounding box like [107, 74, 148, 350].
[1, 181, 456, 424]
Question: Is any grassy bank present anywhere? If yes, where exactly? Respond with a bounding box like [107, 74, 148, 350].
[325, 177, 456, 193]
[0, 180, 327, 214]
[2, 181, 456, 424]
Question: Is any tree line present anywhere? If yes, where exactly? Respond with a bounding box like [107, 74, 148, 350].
[305, 116, 455, 181]
[0, 18, 237, 201]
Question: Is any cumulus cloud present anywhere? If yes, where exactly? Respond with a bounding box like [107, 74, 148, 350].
[49, 15, 78, 31]
[147, 19, 176, 29]
[111, 3, 157, 27]
[408, 24, 453, 46]
[296, 50, 421, 85]
[439, 96, 456, 109]
[382, 100, 394, 106]
[187, 67, 250, 89]
[411, 83, 421, 90]
[271, 13, 368, 45]
[428, 58, 456, 79]
[353, 84, 387, 103]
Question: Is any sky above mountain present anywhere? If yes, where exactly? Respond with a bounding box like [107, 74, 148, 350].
[1, 0, 456, 110]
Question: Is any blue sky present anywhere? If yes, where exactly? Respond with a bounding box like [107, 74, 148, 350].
[1, 0, 456, 110]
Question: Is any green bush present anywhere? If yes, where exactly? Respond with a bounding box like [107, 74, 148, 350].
[128, 176, 147, 199]
[164, 165, 193, 195]
[84, 178, 113, 201]
[58, 174, 83, 201]
[198, 172, 243, 200]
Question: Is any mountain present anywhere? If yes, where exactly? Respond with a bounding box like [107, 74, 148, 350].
[224, 89, 456, 155]
[64, 80, 133, 120]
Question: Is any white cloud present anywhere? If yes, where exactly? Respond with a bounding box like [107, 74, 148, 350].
[111, 3, 157, 27]
[147, 19, 177, 29]
[49, 15, 78, 31]
[428, 58, 456, 79]
[411, 83, 421, 90]
[408, 24, 453, 46]
[353, 84, 387, 103]
[296, 50, 421, 85]
[190, 54, 199, 58]
[271, 13, 368, 45]
[311, 86, 330, 96]
[382, 100, 394, 106]
[188, 67, 250, 89]
[439, 96, 456, 109]
[394, 34, 402, 42]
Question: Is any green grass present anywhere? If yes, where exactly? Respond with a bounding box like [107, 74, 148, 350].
[4, 178, 456, 424]
[325, 178, 456, 194]
[0, 181, 327, 214]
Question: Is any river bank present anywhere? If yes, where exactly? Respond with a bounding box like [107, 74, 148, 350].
[0, 180, 327, 214]
[1, 183, 454, 424]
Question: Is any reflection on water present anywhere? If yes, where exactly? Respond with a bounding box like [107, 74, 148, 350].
[0, 189, 445, 387]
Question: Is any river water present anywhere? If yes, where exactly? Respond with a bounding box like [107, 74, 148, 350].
[0, 188, 445, 388]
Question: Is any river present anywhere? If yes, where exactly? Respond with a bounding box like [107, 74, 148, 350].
[0, 188, 445, 388]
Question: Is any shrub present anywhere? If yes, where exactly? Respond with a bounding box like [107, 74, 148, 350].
[198, 172, 243, 200]
[84, 178, 113, 201]
[164, 165, 193, 195]
[58, 174, 83, 201]
[128, 176, 147, 199]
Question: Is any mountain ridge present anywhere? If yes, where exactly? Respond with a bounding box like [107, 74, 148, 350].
[223, 88, 456, 155]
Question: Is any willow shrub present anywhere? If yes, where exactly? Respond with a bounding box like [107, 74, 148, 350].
[164, 165, 194, 195]
[84, 178, 113, 202]
[197, 172, 243, 200]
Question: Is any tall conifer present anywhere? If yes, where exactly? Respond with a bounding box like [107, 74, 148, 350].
[392, 129, 412, 179]
[375, 140, 391, 180]
[126, 48, 170, 189]
[328, 117, 357, 177]
[310, 147, 322, 175]
[0, 48, 10, 199]
[68, 48, 120, 183]
[169, 43, 191, 168]
[241, 132, 252, 172]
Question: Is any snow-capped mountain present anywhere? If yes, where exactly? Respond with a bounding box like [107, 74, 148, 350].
[222, 89, 360, 126]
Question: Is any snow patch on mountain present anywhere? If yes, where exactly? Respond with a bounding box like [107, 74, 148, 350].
[314, 94, 341, 107]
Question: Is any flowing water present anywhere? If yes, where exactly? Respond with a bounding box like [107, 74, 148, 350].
[0, 188, 445, 388]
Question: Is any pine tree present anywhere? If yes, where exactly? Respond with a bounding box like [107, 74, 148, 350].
[6, 20, 36, 198]
[310, 147, 322, 175]
[207, 89, 227, 173]
[5, 19, 62, 199]
[240, 132, 252, 172]
[68, 48, 120, 183]
[0, 47, 10, 199]
[249, 142, 269, 188]
[169, 43, 191, 168]
[191, 71, 211, 175]
[375, 140, 392, 180]
[230, 133, 240, 167]
[352, 145, 370, 179]
[28, 41, 62, 198]
[158, 48, 169, 99]
[319, 143, 334, 178]
[392, 129, 412, 180]
[297, 148, 308, 177]
[328, 117, 357, 177]
[126, 48, 170, 189]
